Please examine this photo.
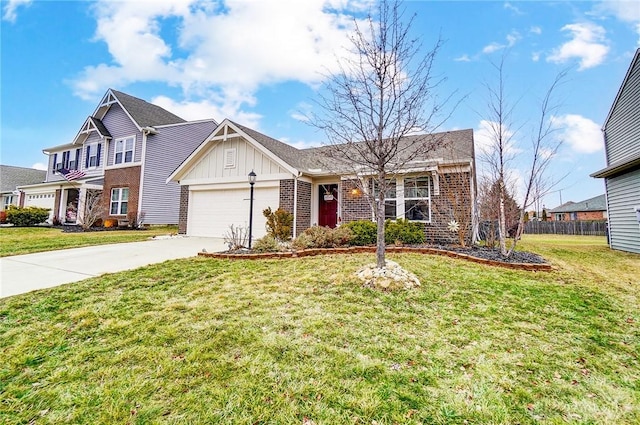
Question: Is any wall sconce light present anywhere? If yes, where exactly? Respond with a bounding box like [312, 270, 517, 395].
[351, 188, 361, 197]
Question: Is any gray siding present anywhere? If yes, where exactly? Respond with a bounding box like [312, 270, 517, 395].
[605, 57, 640, 164]
[141, 121, 217, 224]
[606, 168, 640, 253]
[101, 103, 142, 166]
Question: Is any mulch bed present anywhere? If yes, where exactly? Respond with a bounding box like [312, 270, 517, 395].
[199, 245, 552, 271]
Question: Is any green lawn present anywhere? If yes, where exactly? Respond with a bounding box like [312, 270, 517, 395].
[1, 235, 638, 424]
[0, 225, 179, 257]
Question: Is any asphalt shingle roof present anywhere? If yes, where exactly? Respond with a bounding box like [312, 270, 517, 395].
[111, 89, 186, 128]
[89, 117, 112, 138]
[0, 165, 46, 192]
[232, 122, 474, 175]
[549, 194, 607, 213]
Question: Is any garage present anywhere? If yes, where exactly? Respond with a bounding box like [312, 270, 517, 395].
[23, 191, 56, 222]
[188, 186, 280, 238]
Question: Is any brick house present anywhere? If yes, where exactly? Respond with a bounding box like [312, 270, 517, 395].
[169, 119, 477, 244]
[18, 89, 217, 226]
[548, 194, 607, 222]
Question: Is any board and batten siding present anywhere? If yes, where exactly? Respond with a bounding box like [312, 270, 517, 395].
[101, 103, 143, 166]
[606, 168, 640, 254]
[183, 137, 289, 181]
[141, 120, 218, 225]
[605, 56, 640, 165]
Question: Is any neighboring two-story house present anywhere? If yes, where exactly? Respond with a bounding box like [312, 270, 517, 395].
[591, 48, 640, 254]
[19, 89, 217, 226]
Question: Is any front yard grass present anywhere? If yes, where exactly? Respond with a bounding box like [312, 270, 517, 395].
[1, 235, 638, 424]
[0, 225, 178, 257]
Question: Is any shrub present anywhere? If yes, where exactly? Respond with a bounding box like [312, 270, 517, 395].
[5, 206, 50, 227]
[263, 207, 294, 241]
[343, 220, 377, 246]
[292, 225, 353, 249]
[252, 235, 281, 253]
[223, 224, 249, 251]
[385, 218, 425, 245]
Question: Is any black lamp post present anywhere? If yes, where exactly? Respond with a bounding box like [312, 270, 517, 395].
[248, 170, 257, 249]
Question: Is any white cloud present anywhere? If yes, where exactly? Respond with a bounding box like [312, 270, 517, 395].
[551, 114, 603, 154]
[481, 31, 520, 55]
[290, 102, 313, 122]
[596, 1, 640, 45]
[474, 120, 520, 157]
[454, 54, 472, 62]
[532, 51, 541, 62]
[503, 2, 523, 15]
[2, 0, 31, 22]
[530, 26, 542, 35]
[547, 22, 609, 70]
[151, 95, 262, 128]
[71, 0, 370, 125]
[31, 162, 47, 171]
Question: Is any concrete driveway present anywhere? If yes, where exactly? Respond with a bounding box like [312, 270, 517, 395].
[0, 236, 226, 298]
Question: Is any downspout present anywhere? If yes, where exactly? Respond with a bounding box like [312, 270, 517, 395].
[138, 127, 157, 225]
[293, 173, 300, 238]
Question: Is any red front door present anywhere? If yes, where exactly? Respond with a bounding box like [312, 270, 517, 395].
[318, 184, 338, 228]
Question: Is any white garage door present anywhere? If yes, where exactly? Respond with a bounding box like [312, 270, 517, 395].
[188, 187, 280, 238]
[24, 192, 56, 221]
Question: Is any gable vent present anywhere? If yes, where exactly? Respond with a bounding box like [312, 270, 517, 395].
[224, 148, 237, 169]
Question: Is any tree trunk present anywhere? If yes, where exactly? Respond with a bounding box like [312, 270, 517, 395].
[376, 196, 386, 268]
[498, 181, 507, 256]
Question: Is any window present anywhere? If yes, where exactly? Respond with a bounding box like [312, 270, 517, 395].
[86, 143, 102, 168]
[403, 176, 431, 221]
[372, 179, 397, 220]
[115, 137, 135, 164]
[110, 188, 129, 215]
[3, 195, 13, 209]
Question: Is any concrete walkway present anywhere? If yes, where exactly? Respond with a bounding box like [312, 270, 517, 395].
[0, 236, 226, 298]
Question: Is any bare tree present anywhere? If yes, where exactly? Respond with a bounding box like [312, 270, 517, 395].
[310, 0, 451, 268]
[481, 53, 567, 256]
[80, 189, 105, 230]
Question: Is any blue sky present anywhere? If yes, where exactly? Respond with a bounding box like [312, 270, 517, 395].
[1, 0, 639, 210]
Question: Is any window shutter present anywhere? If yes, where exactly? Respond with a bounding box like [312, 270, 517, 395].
[96, 143, 102, 166]
[75, 149, 81, 170]
[52, 153, 57, 173]
[85, 145, 91, 168]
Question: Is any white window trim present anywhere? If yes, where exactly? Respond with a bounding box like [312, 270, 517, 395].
[114, 136, 136, 165]
[110, 187, 129, 216]
[87, 142, 100, 169]
[372, 174, 432, 223]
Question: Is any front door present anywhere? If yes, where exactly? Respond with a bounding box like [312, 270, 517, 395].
[318, 184, 338, 228]
[65, 188, 79, 224]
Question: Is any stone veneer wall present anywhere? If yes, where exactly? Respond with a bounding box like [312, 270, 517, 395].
[178, 185, 189, 234]
[102, 166, 141, 222]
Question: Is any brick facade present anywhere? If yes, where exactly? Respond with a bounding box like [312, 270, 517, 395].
[428, 172, 473, 245]
[279, 180, 294, 213]
[296, 181, 312, 234]
[103, 166, 141, 222]
[550, 211, 606, 221]
[340, 179, 372, 223]
[178, 185, 189, 234]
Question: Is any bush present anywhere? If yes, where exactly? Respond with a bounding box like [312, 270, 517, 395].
[263, 207, 294, 241]
[385, 218, 425, 245]
[252, 235, 281, 253]
[5, 206, 50, 227]
[343, 220, 377, 246]
[292, 225, 353, 249]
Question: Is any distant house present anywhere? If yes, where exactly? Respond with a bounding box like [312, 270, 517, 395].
[591, 48, 640, 254]
[548, 194, 607, 222]
[168, 119, 477, 244]
[0, 165, 46, 210]
[18, 89, 217, 225]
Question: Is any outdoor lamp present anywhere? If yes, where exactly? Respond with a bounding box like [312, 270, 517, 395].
[248, 170, 257, 249]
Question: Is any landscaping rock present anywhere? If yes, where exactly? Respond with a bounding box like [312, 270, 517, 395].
[356, 260, 421, 291]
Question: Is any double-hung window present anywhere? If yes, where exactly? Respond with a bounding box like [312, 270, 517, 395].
[110, 188, 129, 215]
[115, 137, 135, 165]
[403, 176, 431, 222]
[372, 179, 397, 220]
[86, 143, 102, 168]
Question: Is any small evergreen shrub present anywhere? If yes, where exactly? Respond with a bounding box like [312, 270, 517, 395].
[385, 218, 425, 245]
[292, 226, 353, 249]
[252, 235, 281, 253]
[5, 206, 50, 227]
[343, 220, 377, 246]
[263, 207, 294, 241]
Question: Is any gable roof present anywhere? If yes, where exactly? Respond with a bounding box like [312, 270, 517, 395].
[1, 165, 46, 192]
[109, 89, 187, 128]
[603, 48, 640, 130]
[88, 116, 112, 138]
[549, 194, 607, 213]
